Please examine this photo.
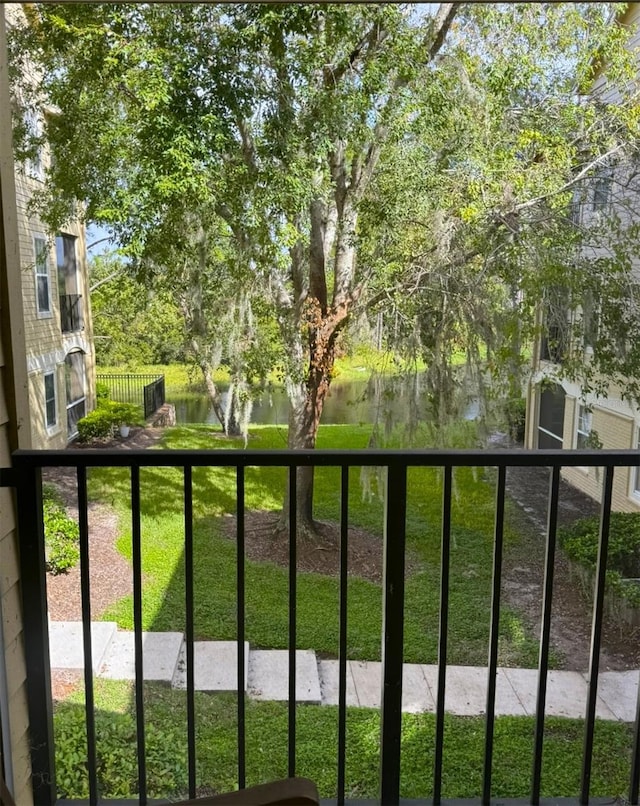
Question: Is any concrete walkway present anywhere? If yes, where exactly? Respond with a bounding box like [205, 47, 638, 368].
[49, 622, 639, 721]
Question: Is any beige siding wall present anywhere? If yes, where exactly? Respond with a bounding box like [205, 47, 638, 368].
[561, 401, 640, 513]
[15, 171, 96, 450]
[527, 380, 640, 514]
[1, 7, 33, 800]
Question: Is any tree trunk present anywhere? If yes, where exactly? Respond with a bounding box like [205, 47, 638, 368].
[198, 358, 228, 431]
[280, 324, 340, 537]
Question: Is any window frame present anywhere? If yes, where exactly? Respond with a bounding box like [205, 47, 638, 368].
[633, 427, 640, 500]
[24, 107, 45, 182]
[44, 370, 57, 431]
[34, 235, 52, 317]
[592, 165, 614, 211]
[576, 405, 592, 449]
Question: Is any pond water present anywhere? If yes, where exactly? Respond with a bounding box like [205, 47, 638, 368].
[171, 374, 480, 426]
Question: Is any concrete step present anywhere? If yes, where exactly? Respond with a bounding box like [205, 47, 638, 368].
[247, 649, 322, 704]
[172, 641, 250, 692]
[98, 631, 184, 683]
[49, 621, 118, 674]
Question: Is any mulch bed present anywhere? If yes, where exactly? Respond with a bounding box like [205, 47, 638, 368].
[219, 510, 419, 584]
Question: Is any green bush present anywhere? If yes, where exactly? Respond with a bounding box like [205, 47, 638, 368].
[96, 381, 110, 401]
[505, 398, 526, 443]
[43, 486, 79, 575]
[54, 706, 188, 799]
[559, 512, 640, 607]
[77, 401, 144, 442]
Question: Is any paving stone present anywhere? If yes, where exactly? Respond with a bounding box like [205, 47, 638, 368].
[546, 671, 615, 720]
[583, 671, 638, 722]
[501, 668, 538, 715]
[421, 665, 527, 716]
[248, 650, 321, 703]
[318, 660, 358, 707]
[350, 661, 381, 708]
[348, 662, 434, 713]
[402, 664, 434, 714]
[172, 641, 250, 692]
[99, 631, 184, 682]
[49, 621, 117, 674]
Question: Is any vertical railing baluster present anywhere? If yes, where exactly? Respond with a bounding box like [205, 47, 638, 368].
[77, 467, 98, 805]
[581, 465, 614, 806]
[482, 465, 506, 806]
[15, 462, 56, 805]
[237, 466, 246, 789]
[337, 465, 349, 806]
[433, 465, 452, 806]
[131, 465, 147, 804]
[288, 465, 297, 778]
[380, 463, 408, 806]
[184, 465, 196, 798]
[531, 465, 561, 805]
[629, 667, 640, 805]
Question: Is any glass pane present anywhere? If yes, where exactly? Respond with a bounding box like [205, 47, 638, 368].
[44, 374, 56, 427]
[65, 352, 85, 403]
[37, 275, 50, 312]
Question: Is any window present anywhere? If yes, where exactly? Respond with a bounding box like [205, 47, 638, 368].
[576, 405, 592, 449]
[65, 351, 86, 438]
[56, 234, 78, 294]
[34, 236, 51, 316]
[57, 234, 83, 332]
[634, 428, 640, 497]
[24, 108, 44, 181]
[44, 372, 57, 429]
[592, 165, 614, 210]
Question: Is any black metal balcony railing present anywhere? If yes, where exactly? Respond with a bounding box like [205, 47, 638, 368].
[3, 448, 640, 806]
[59, 294, 83, 334]
[97, 373, 165, 419]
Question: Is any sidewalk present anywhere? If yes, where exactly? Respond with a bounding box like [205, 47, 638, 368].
[49, 622, 639, 721]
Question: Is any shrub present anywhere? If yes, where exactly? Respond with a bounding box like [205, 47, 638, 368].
[77, 401, 144, 442]
[54, 705, 188, 799]
[43, 486, 79, 575]
[559, 512, 640, 607]
[505, 398, 526, 443]
[96, 381, 110, 401]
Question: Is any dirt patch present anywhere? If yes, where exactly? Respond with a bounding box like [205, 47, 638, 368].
[503, 464, 640, 671]
[219, 510, 418, 584]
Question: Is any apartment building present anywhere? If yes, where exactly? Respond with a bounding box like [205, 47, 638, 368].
[8, 5, 96, 449]
[525, 3, 640, 513]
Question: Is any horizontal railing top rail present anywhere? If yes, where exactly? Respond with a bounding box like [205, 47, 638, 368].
[97, 373, 164, 381]
[9, 447, 640, 469]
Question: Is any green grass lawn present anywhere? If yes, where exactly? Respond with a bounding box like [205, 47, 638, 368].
[89, 423, 539, 666]
[53, 680, 632, 801]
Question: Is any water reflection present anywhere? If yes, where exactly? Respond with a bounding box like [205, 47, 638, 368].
[172, 376, 479, 426]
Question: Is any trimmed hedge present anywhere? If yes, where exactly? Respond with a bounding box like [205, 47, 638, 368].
[77, 401, 143, 442]
[559, 512, 640, 608]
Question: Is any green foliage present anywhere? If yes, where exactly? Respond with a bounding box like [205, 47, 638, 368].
[95, 381, 110, 401]
[505, 398, 527, 443]
[90, 255, 186, 366]
[53, 681, 632, 800]
[54, 700, 188, 799]
[77, 401, 144, 442]
[43, 486, 79, 575]
[560, 513, 640, 607]
[96, 424, 539, 667]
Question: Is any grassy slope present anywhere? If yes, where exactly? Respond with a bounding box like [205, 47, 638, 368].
[92, 423, 538, 666]
[54, 680, 632, 800]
